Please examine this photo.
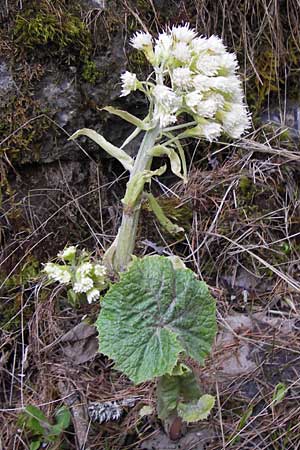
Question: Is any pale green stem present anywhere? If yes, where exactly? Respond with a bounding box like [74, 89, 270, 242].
[113, 124, 161, 272]
[164, 120, 197, 132]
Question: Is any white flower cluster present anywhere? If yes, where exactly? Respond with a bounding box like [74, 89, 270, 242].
[43, 263, 71, 284]
[120, 71, 138, 97]
[43, 247, 107, 304]
[120, 24, 250, 140]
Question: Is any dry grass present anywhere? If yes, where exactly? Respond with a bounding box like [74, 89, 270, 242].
[2, 129, 300, 448]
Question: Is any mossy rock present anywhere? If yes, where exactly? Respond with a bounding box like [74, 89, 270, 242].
[13, 8, 92, 61]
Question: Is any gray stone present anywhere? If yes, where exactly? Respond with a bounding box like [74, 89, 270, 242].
[261, 101, 300, 139]
[37, 75, 80, 128]
[0, 61, 15, 101]
[80, 0, 106, 8]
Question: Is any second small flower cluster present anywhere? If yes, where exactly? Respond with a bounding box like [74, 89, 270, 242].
[43, 246, 107, 304]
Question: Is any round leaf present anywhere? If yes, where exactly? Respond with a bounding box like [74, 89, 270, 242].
[97, 256, 216, 384]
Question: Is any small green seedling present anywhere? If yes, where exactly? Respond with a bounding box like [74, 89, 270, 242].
[18, 405, 71, 450]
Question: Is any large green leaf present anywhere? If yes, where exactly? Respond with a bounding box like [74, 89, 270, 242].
[97, 256, 216, 384]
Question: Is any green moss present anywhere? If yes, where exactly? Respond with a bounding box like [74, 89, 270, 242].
[3, 257, 40, 289]
[0, 95, 50, 163]
[127, 50, 149, 73]
[13, 9, 92, 60]
[0, 258, 40, 331]
[82, 59, 100, 84]
[239, 176, 252, 195]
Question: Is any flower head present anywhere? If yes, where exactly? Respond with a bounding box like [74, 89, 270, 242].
[196, 53, 222, 76]
[43, 263, 71, 284]
[153, 85, 181, 109]
[172, 42, 191, 63]
[205, 35, 227, 54]
[154, 32, 173, 65]
[172, 67, 192, 89]
[120, 71, 138, 96]
[73, 276, 94, 293]
[192, 121, 223, 141]
[77, 263, 93, 277]
[122, 24, 250, 137]
[58, 246, 77, 261]
[94, 264, 107, 277]
[87, 288, 100, 304]
[217, 104, 251, 138]
[130, 31, 152, 50]
[153, 85, 181, 127]
[171, 23, 197, 43]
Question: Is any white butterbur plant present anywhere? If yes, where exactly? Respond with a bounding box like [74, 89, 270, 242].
[43, 247, 107, 305]
[47, 24, 252, 436]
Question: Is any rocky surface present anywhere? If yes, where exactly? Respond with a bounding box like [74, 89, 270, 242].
[0, 1, 143, 257]
[0, 61, 15, 102]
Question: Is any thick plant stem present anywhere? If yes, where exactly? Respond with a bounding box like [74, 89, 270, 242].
[113, 125, 160, 272]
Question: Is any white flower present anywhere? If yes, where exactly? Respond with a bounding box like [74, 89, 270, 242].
[130, 31, 153, 50]
[154, 32, 173, 65]
[57, 246, 76, 261]
[153, 85, 181, 110]
[59, 269, 72, 284]
[87, 288, 100, 304]
[218, 104, 251, 138]
[189, 120, 222, 141]
[94, 264, 106, 277]
[195, 93, 225, 118]
[196, 99, 218, 118]
[73, 276, 94, 293]
[77, 263, 93, 277]
[157, 111, 177, 127]
[196, 53, 222, 76]
[44, 263, 71, 285]
[201, 121, 222, 141]
[185, 91, 203, 111]
[172, 42, 191, 63]
[193, 74, 214, 92]
[120, 71, 138, 96]
[210, 76, 242, 96]
[190, 35, 226, 55]
[153, 84, 181, 127]
[218, 52, 239, 75]
[205, 35, 226, 54]
[190, 36, 210, 53]
[128, 25, 250, 139]
[171, 23, 197, 43]
[172, 67, 192, 89]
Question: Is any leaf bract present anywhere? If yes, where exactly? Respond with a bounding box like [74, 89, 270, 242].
[178, 394, 215, 422]
[69, 128, 133, 172]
